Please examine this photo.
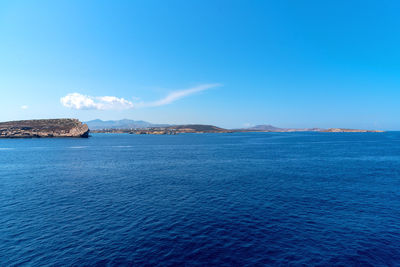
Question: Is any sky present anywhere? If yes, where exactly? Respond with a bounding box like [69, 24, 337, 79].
[1, 0, 400, 129]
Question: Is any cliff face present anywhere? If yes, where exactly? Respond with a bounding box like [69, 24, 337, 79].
[0, 119, 89, 138]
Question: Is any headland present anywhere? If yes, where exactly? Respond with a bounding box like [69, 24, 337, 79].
[0, 119, 89, 138]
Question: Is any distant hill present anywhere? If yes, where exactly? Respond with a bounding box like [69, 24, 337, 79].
[85, 119, 169, 130]
[165, 124, 231, 133]
[246, 125, 284, 131]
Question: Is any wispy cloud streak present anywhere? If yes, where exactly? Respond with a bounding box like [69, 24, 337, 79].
[60, 84, 221, 110]
[135, 83, 221, 108]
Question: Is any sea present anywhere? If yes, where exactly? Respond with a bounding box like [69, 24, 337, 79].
[1, 132, 400, 266]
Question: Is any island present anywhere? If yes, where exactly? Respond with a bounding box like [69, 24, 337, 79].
[0, 119, 89, 138]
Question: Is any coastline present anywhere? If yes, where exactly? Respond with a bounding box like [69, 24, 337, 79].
[0, 119, 384, 138]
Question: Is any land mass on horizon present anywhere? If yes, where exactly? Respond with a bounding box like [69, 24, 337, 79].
[86, 119, 384, 135]
[0, 119, 383, 138]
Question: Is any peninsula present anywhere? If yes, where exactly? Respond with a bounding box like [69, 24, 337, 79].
[0, 119, 89, 138]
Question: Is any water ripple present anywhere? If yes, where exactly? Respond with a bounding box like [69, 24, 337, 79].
[1, 133, 400, 265]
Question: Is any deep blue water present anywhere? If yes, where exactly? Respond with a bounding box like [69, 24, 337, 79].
[1, 132, 400, 266]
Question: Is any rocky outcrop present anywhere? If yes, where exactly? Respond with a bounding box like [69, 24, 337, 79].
[0, 119, 89, 138]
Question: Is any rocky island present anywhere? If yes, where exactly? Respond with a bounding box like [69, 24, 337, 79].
[0, 119, 89, 138]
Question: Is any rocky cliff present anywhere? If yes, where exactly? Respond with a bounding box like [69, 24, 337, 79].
[0, 119, 89, 138]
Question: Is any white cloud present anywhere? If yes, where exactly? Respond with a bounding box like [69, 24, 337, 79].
[60, 84, 221, 110]
[60, 93, 134, 110]
[135, 83, 221, 108]
[21, 105, 29, 110]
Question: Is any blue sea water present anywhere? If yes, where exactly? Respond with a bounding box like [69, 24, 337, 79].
[1, 132, 400, 266]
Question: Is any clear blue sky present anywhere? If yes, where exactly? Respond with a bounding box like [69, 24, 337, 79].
[1, 0, 400, 129]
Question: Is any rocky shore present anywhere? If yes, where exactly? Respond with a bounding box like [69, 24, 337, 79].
[0, 119, 89, 138]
